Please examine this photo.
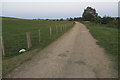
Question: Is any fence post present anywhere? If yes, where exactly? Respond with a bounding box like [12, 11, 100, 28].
[26, 32, 32, 49]
[38, 29, 41, 43]
[1, 36, 5, 56]
[50, 27, 52, 37]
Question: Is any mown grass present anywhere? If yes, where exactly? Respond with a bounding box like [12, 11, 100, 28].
[3, 17, 75, 56]
[2, 17, 75, 76]
[82, 22, 118, 71]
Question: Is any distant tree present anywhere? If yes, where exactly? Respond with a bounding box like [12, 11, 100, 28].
[69, 18, 73, 21]
[60, 18, 64, 21]
[101, 16, 114, 24]
[66, 18, 69, 21]
[95, 16, 102, 23]
[46, 19, 49, 21]
[56, 19, 59, 21]
[73, 17, 83, 21]
[82, 7, 98, 22]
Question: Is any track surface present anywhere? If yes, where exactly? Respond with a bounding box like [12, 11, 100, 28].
[6, 22, 117, 78]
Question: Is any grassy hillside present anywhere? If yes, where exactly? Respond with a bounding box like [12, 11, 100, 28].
[2, 17, 75, 57]
[82, 22, 118, 70]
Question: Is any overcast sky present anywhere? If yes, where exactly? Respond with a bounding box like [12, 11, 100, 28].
[1, 1, 118, 19]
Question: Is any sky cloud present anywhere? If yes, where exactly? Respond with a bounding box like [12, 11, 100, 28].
[1, 0, 119, 2]
[2, 2, 118, 19]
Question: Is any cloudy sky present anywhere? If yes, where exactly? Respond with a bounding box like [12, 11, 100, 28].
[1, 0, 119, 19]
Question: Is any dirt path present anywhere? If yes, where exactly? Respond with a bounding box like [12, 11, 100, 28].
[6, 22, 117, 78]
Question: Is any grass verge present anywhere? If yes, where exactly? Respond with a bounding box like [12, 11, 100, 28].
[82, 22, 118, 72]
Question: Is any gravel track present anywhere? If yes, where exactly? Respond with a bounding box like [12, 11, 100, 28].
[6, 22, 117, 78]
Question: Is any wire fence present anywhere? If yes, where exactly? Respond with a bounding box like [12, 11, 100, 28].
[1, 23, 75, 57]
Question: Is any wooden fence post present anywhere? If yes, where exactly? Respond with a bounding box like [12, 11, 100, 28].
[50, 27, 52, 37]
[1, 36, 5, 56]
[26, 32, 32, 49]
[38, 29, 41, 43]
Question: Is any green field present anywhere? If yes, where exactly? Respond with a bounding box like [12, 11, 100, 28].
[2, 17, 75, 57]
[82, 22, 118, 70]
[2, 17, 75, 76]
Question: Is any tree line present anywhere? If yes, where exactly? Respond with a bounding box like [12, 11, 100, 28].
[33, 7, 119, 28]
[68, 7, 119, 28]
